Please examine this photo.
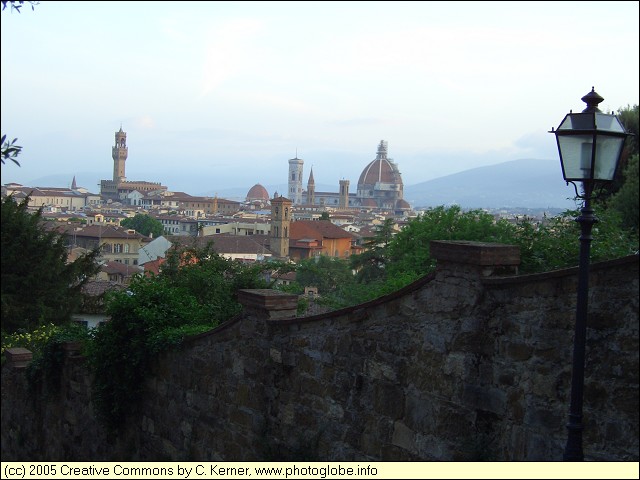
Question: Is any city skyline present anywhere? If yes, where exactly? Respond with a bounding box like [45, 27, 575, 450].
[1, 1, 638, 195]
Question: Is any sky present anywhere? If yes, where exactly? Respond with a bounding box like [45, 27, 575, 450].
[1, 1, 638, 197]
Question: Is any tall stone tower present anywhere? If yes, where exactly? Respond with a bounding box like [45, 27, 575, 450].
[112, 126, 128, 183]
[307, 167, 315, 206]
[271, 195, 292, 259]
[288, 155, 304, 205]
[339, 179, 350, 209]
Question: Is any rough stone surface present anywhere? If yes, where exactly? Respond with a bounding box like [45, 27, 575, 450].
[1, 242, 637, 461]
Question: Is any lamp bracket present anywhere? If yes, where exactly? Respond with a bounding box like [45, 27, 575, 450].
[566, 180, 609, 201]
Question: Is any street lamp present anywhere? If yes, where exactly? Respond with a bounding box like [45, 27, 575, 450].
[549, 87, 630, 461]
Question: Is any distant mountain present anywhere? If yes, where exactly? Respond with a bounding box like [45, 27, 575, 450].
[403, 159, 577, 210]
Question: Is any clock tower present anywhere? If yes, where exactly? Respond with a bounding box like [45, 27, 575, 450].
[112, 126, 128, 183]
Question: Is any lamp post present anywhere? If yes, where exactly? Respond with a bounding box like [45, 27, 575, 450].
[549, 87, 629, 461]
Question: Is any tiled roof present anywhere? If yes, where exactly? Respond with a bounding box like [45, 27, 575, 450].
[101, 261, 144, 276]
[290, 220, 355, 241]
[74, 225, 147, 239]
[81, 280, 126, 297]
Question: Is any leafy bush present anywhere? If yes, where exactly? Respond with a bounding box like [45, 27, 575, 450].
[86, 243, 270, 431]
[25, 323, 90, 397]
[1, 322, 59, 358]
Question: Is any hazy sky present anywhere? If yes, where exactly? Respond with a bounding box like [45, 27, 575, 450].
[1, 1, 638, 195]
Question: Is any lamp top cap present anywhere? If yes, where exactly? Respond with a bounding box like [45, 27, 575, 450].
[581, 87, 604, 113]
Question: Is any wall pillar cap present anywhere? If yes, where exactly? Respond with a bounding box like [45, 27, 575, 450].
[4, 347, 33, 368]
[238, 289, 298, 319]
[430, 240, 520, 268]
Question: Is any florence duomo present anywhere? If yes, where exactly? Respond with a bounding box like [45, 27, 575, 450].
[284, 140, 411, 215]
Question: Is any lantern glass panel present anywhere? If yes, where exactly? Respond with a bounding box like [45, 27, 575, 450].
[557, 134, 594, 181]
[559, 113, 595, 130]
[595, 113, 626, 133]
[593, 135, 626, 181]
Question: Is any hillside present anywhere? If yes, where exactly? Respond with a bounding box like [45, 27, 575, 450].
[403, 158, 578, 209]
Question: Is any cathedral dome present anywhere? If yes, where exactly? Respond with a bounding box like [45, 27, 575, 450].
[246, 183, 270, 203]
[357, 141, 403, 189]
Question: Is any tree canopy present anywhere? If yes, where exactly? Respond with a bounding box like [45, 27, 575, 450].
[120, 213, 164, 238]
[1, 135, 22, 166]
[88, 242, 271, 429]
[1, 1, 38, 12]
[1, 196, 101, 334]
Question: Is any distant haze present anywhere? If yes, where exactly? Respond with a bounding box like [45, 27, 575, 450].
[1, 2, 637, 193]
[15, 157, 578, 210]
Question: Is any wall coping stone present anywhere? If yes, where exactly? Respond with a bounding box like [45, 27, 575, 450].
[482, 253, 639, 286]
[4, 347, 33, 368]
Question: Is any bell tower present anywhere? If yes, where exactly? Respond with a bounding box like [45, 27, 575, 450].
[112, 126, 128, 183]
[288, 154, 304, 205]
[271, 195, 292, 259]
[307, 167, 315, 205]
[339, 179, 350, 209]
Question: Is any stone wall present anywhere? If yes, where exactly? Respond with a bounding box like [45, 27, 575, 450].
[2, 241, 638, 461]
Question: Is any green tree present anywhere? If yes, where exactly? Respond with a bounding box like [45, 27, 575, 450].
[617, 104, 639, 158]
[319, 211, 330, 221]
[598, 104, 639, 201]
[350, 218, 396, 283]
[1, 135, 22, 166]
[120, 213, 164, 238]
[385, 206, 514, 279]
[295, 255, 354, 295]
[1, 196, 101, 334]
[1, 1, 38, 12]
[88, 241, 269, 429]
[607, 154, 639, 233]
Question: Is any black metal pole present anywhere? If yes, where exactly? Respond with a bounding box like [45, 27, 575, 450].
[563, 189, 597, 461]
